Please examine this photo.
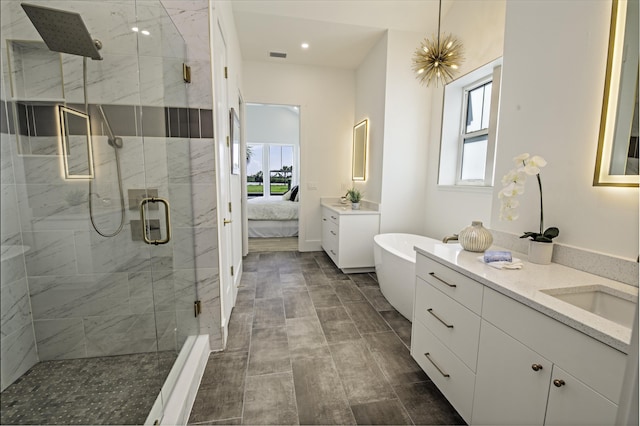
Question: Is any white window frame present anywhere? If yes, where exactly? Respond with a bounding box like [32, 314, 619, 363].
[456, 76, 494, 185]
[247, 142, 298, 196]
[438, 58, 502, 187]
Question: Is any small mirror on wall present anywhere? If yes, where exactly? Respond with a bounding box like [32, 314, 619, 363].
[59, 106, 94, 179]
[353, 119, 368, 181]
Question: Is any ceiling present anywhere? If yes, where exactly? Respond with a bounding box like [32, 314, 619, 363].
[230, 0, 448, 69]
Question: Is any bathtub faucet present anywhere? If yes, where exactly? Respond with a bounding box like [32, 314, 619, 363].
[442, 234, 459, 243]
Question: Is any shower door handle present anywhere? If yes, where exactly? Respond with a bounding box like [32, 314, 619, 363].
[140, 197, 171, 245]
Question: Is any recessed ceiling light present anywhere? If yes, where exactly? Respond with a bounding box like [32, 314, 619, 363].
[301, 43, 309, 49]
[141, 30, 150, 36]
[132, 27, 139, 32]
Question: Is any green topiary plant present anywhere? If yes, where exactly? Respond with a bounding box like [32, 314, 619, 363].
[346, 187, 363, 203]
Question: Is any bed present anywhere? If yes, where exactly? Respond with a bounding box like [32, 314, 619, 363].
[247, 195, 299, 238]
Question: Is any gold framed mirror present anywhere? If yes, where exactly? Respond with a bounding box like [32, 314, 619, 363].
[594, 0, 639, 187]
[353, 119, 368, 181]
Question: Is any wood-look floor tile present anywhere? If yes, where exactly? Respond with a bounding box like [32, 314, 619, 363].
[349, 273, 378, 287]
[286, 317, 330, 359]
[255, 271, 282, 299]
[189, 352, 248, 423]
[283, 288, 315, 319]
[252, 298, 285, 329]
[280, 272, 307, 288]
[242, 372, 298, 425]
[332, 280, 367, 303]
[199, 351, 248, 388]
[329, 339, 395, 405]
[350, 399, 413, 425]
[247, 326, 290, 376]
[308, 285, 342, 308]
[394, 381, 465, 425]
[226, 311, 253, 352]
[359, 287, 394, 311]
[315, 306, 361, 343]
[303, 271, 331, 287]
[380, 310, 412, 348]
[292, 356, 356, 425]
[239, 271, 258, 288]
[343, 302, 390, 334]
[364, 332, 427, 386]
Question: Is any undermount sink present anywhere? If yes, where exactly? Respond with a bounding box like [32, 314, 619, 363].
[541, 285, 638, 329]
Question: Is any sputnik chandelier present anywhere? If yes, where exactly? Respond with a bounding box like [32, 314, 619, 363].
[412, 0, 464, 87]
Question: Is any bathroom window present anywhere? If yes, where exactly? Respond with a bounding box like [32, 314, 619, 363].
[458, 79, 492, 183]
[438, 58, 502, 187]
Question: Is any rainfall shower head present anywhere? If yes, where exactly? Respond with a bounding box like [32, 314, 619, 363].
[21, 3, 103, 60]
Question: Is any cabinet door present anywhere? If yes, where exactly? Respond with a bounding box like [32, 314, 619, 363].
[472, 320, 552, 426]
[544, 365, 618, 426]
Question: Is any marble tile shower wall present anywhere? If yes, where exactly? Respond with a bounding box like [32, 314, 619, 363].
[0, 0, 221, 389]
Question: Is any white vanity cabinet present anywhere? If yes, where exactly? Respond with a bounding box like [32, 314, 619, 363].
[473, 287, 624, 426]
[411, 256, 483, 423]
[412, 252, 628, 426]
[320, 206, 379, 272]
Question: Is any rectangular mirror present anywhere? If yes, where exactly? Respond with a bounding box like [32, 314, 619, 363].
[59, 106, 94, 179]
[594, 0, 639, 186]
[353, 119, 368, 181]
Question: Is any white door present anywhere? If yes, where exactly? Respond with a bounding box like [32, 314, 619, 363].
[213, 19, 234, 344]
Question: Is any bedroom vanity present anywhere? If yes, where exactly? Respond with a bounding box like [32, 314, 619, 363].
[410, 241, 636, 426]
[320, 198, 380, 273]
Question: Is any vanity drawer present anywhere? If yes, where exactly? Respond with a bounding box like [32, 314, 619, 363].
[411, 321, 475, 423]
[415, 277, 481, 371]
[416, 255, 483, 314]
[321, 220, 339, 263]
[483, 287, 627, 404]
[322, 207, 339, 225]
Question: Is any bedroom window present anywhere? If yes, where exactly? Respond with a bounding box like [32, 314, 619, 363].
[247, 143, 296, 197]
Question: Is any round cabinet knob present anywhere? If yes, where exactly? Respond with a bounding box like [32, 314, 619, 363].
[531, 364, 543, 371]
[553, 379, 566, 388]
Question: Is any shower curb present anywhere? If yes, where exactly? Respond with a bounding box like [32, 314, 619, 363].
[145, 335, 211, 425]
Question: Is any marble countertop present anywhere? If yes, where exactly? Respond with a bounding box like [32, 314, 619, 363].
[413, 240, 637, 354]
[321, 198, 380, 215]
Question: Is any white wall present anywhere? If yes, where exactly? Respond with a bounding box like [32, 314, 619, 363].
[242, 61, 355, 251]
[245, 104, 300, 145]
[423, 0, 506, 240]
[489, 0, 638, 260]
[355, 33, 387, 203]
[379, 29, 433, 234]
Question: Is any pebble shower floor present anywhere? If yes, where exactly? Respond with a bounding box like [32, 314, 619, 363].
[0, 351, 175, 425]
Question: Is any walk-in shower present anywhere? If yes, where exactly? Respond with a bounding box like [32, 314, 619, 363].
[0, 0, 204, 424]
[22, 3, 126, 238]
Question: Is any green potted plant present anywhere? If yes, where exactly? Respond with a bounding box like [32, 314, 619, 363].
[346, 187, 363, 210]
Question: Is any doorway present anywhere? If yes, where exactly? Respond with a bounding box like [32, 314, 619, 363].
[244, 103, 301, 252]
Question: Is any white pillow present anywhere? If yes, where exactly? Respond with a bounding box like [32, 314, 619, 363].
[282, 190, 292, 200]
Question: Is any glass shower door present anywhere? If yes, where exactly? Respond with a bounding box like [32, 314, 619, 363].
[0, 0, 200, 424]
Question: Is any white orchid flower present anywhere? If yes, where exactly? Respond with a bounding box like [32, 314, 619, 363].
[513, 153, 530, 165]
[519, 155, 547, 176]
[499, 182, 524, 198]
[501, 169, 526, 186]
[501, 198, 520, 209]
[499, 208, 519, 221]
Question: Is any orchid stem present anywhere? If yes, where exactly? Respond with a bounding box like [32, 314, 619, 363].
[536, 173, 543, 235]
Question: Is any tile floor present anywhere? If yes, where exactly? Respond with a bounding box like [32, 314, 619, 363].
[188, 251, 466, 425]
[0, 351, 176, 425]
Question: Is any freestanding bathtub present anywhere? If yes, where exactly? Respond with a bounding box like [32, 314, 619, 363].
[373, 233, 440, 321]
